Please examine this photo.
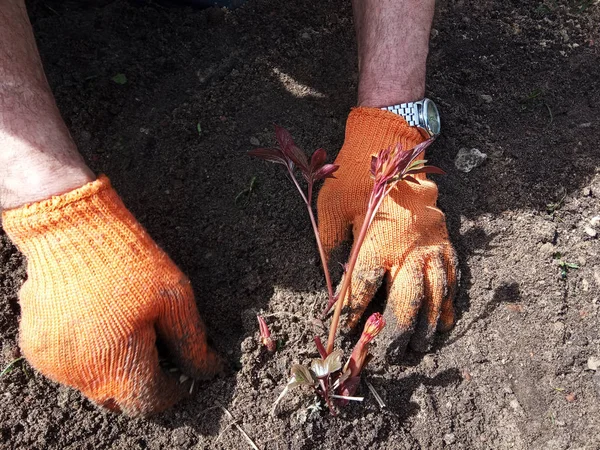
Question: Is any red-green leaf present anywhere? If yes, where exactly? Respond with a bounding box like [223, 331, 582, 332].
[313, 164, 339, 180]
[370, 155, 378, 177]
[324, 349, 343, 374]
[405, 166, 446, 176]
[274, 125, 309, 172]
[286, 144, 309, 173]
[274, 125, 294, 152]
[310, 148, 327, 172]
[403, 175, 421, 184]
[248, 147, 288, 166]
[290, 364, 316, 387]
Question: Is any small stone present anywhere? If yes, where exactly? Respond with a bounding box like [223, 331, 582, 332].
[565, 392, 577, 402]
[578, 122, 592, 128]
[461, 369, 472, 382]
[584, 226, 597, 238]
[249, 136, 260, 146]
[301, 32, 311, 40]
[480, 94, 493, 103]
[422, 354, 437, 371]
[454, 148, 488, 173]
[582, 279, 590, 292]
[509, 398, 522, 412]
[536, 221, 557, 243]
[590, 216, 600, 227]
[582, 187, 593, 197]
[587, 356, 600, 371]
[539, 242, 555, 256]
[290, 408, 308, 427]
[443, 433, 456, 445]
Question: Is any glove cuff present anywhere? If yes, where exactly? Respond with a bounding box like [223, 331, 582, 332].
[343, 107, 425, 162]
[1, 175, 159, 264]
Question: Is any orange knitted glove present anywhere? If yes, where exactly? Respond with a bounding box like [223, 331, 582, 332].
[318, 107, 458, 359]
[2, 176, 222, 416]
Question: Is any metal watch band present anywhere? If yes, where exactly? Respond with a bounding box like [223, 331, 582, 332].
[381, 102, 420, 127]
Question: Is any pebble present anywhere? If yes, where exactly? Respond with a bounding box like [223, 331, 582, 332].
[454, 148, 487, 173]
[480, 94, 493, 103]
[536, 221, 557, 243]
[509, 398, 522, 412]
[539, 242, 555, 256]
[590, 216, 600, 227]
[587, 356, 600, 371]
[250, 136, 260, 146]
[422, 354, 437, 371]
[584, 226, 597, 238]
[582, 187, 593, 197]
[443, 433, 456, 445]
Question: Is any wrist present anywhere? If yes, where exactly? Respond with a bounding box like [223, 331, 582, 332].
[1, 150, 95, 210]
[357, 78, 426, 108]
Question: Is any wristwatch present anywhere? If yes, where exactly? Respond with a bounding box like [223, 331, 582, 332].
[381, 98, 441, 137]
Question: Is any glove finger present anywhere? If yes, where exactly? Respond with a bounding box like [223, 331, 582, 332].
[342, 251, 385, 329]
[376, 257, 425, 362]
[88, 327, 185, 417]
[316, 181, 352, 257]
[409, 252, 447, 353]
[155, 278, 224, 379]
[439, 244, 459, 332]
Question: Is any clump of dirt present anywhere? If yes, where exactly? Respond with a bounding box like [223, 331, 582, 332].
[1, 0, 599, 448]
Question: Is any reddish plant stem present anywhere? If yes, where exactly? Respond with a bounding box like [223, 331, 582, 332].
[326, 198, 378, 355]
[288, 169, 335, 304]
[307, 183, 335, 303]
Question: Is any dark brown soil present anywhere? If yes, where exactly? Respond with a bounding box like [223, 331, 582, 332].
[1, 0, 600, 448]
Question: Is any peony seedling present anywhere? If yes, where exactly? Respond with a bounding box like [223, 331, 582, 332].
[250, 126, 443, 414]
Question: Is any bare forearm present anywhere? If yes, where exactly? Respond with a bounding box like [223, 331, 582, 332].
[0, 0, 93, 210]
[352, 0, 435, 107]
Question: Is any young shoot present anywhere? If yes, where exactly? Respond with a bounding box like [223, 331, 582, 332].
[250, 125, 443, 415]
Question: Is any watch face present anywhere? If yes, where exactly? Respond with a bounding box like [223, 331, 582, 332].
[425, 99, 441, 135]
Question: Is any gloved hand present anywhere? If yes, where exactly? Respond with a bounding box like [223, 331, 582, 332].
[2, 175, 222, 416]
[317, 107, 458, 359]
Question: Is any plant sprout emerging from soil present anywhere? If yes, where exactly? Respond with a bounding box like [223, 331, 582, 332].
[257, 315, 276, 352]
[249, 125, 442, 414]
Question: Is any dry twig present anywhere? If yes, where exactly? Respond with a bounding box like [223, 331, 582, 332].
[215, 401, 261, 450]
[366, 380, 386, 408]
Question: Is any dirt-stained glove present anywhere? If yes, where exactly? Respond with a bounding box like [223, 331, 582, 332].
[317, 107, 458, 359]
[2, 175, 222, 416]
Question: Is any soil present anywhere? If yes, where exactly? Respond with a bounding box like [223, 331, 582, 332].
[1, 0, 600, 448]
